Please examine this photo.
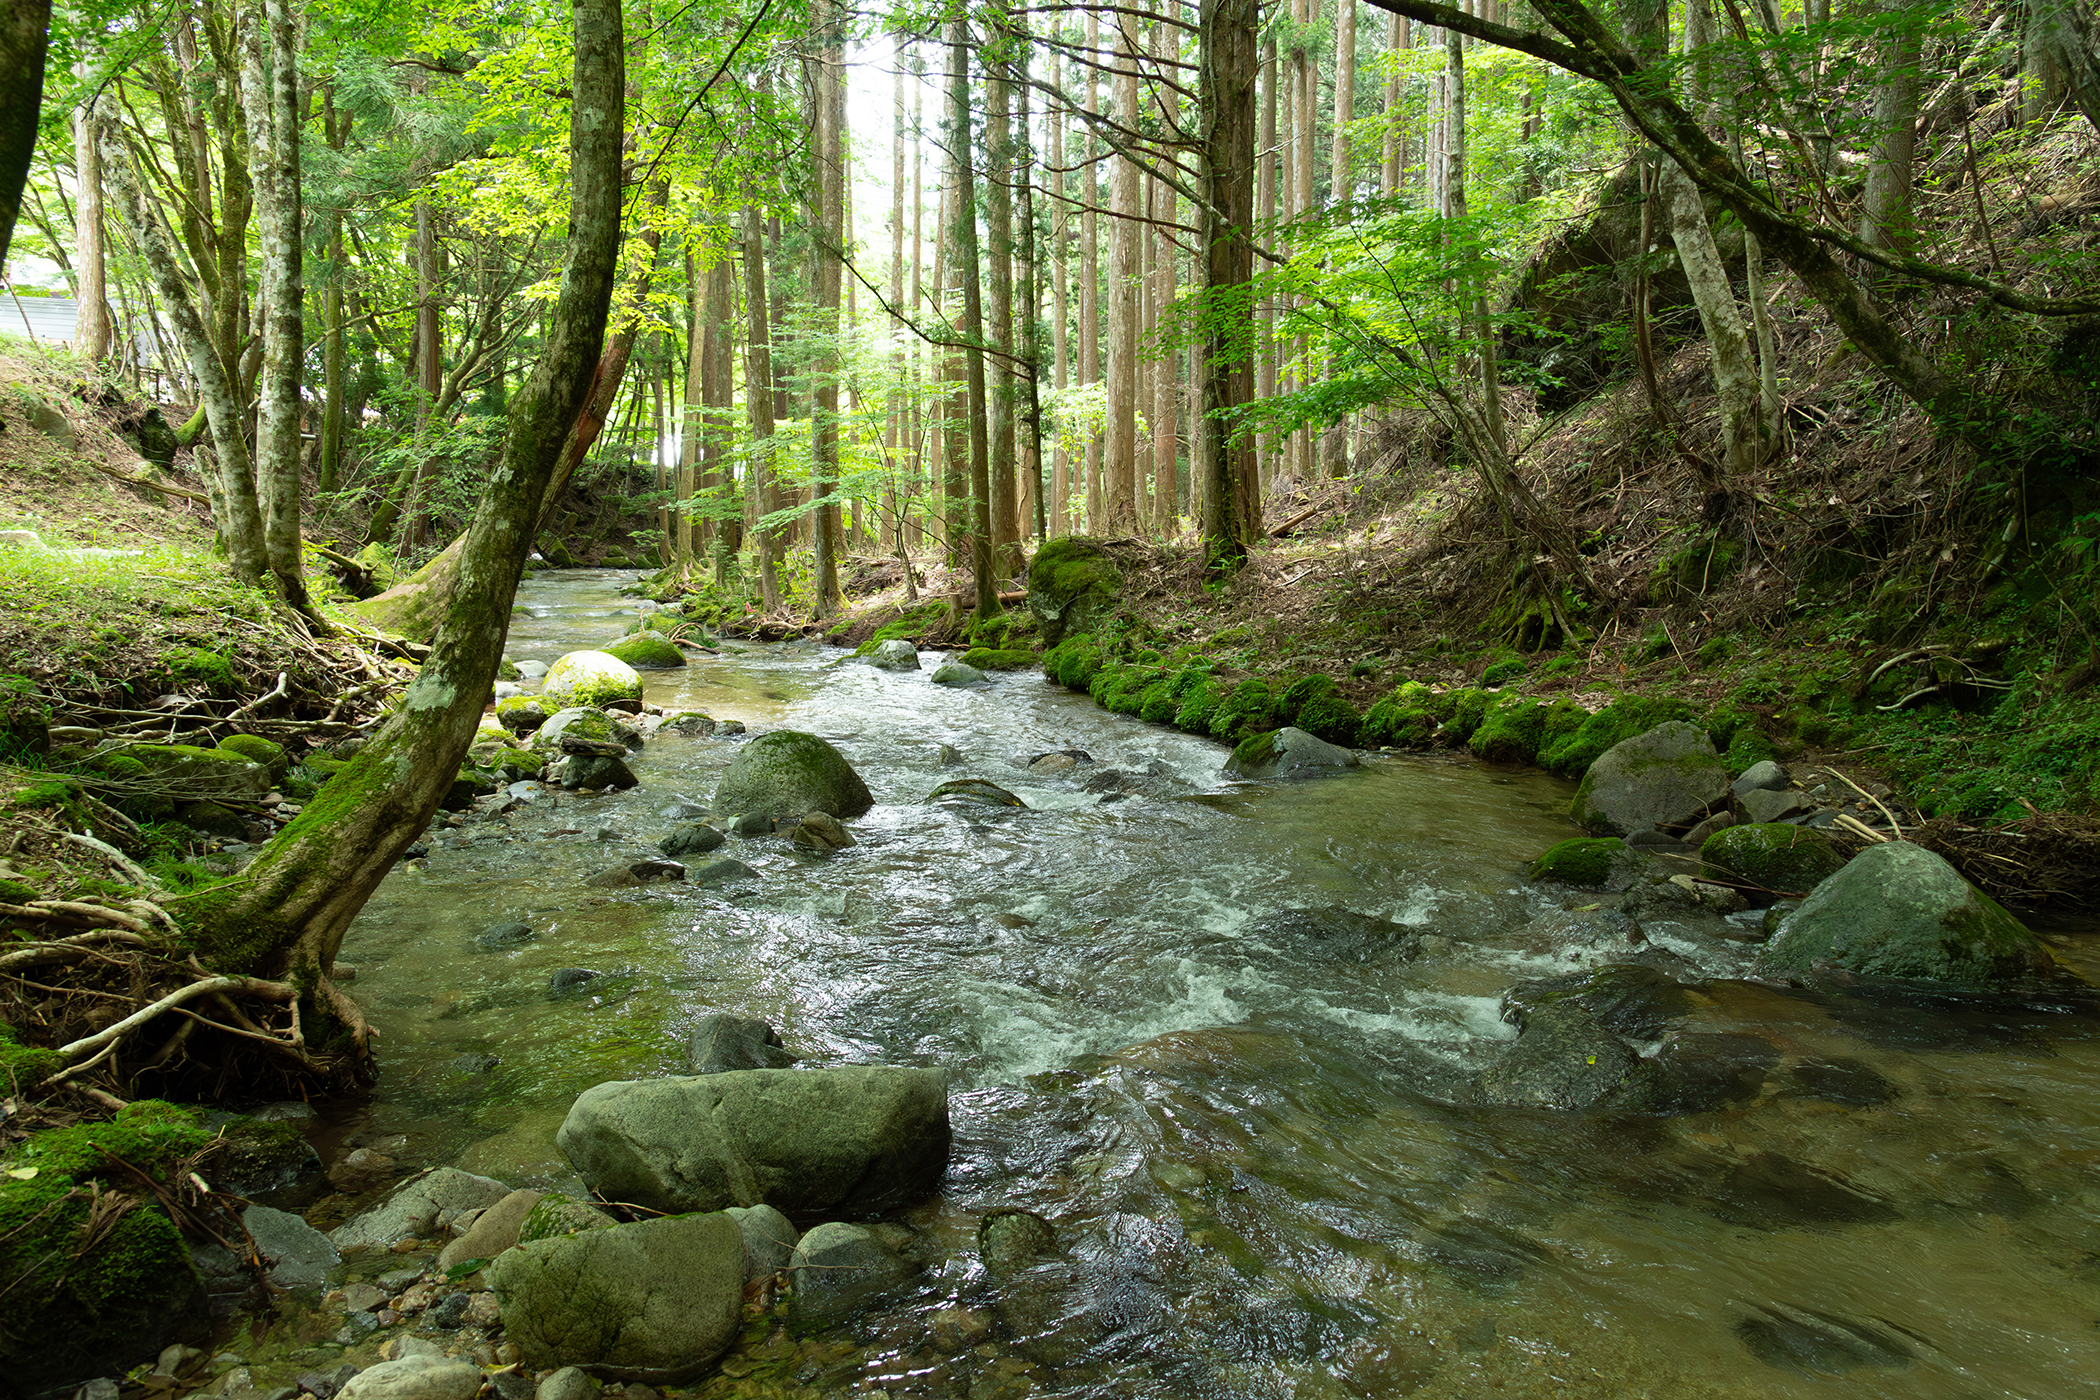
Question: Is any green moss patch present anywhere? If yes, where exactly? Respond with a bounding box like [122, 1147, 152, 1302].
[602, 632, 687, 670]
[961, 648, 1037, 671]
[215, 733, 288, 781]
[1700, 823, 1846, 896]
[1470, 699, 1547, 764]
[1528, 837, 1634, 886]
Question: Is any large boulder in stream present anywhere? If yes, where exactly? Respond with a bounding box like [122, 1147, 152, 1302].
[541, 650, 644, 710]
[1222, 726, 1358, 780]
[601, 632, 686, 670]
[556, 1067, 950, 1217]
[1758, 840, 2058, 987]
[531, 707, 642, 754]
[712, 730, 872, 820]
[864, 639, 921, 671]
[1027, 538, 1124, 647]
[1569, 721, 1729, 836]
[488, 1213, 744, 1382]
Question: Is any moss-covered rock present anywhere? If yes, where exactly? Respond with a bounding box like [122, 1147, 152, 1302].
[1359, 700, 1439, 748]
[1276, 674, 1340, 726]
[1570, 721, 1730, 836]
[518, 1191, 617, 1244]
[712, 730, 873, 820]
[1537, 697, 1701, 777]
[1138, 680, 1178, 724]
[0, 1102, 211, 1393]
[1759, 840, 2059, 986]
[1208, 679, 1279, 746]
[0, 1020, 59, 1090]
[1092, 665, 1161, 716]
[960, 647, 1036, 671]
[1442, 689, 1492, 744]
[601, 632, 687, 670]
[497, 696, 550, 734]
[542, 650, 645, 709]
[128, 743, 272, 799]
[1470, 698, 1547, 764]
[1026, 538, 1125, 647]
[1528, 837, 1645, 889]
[1044, 633, 1107, 691]
[1700, 823, 1846, 896]
[214, 733, 288, 781]
[1480, 657, 1527, 687]
[1292, 692, 1362, 747]
[1649, 532, 1744, 603]
[1173, 677, 1218, 734]
[531, 707, 641, 754]
[164, 645, 236, 695]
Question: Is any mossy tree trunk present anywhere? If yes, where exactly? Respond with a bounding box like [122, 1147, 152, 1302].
[183, 0, 626, 1023]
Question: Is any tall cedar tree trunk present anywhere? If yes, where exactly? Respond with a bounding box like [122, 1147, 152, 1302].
[677, 248, 704, 572]
[743, 201, 783, 609]
[1150, 14, 1178, 536]
[71, 84, 113, 361]
[1255, 36, 1276, 487]
[985, 32, 1021, 575]
[888, 37, 908, 552]
[1198, 0, 1259, 561]
[0, 0, 47, 268]
[99, 120, 271, 587]
[1081, 9, 1102, 531]
[809, 0, 844, 615]
[1049, 48, 1072, 537]
[1016, 45, 1047, 543]
[1106, 20, 1142, 531]
[1321, 0, 1355, 479]
[181, 0, 624, 1021]
[947, 14, 998, 618]
[238, 0, 313, 615]
[706, 253, 740, 584]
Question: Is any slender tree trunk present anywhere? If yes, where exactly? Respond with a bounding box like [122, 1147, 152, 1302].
[1016, 44, 1046, 544]
[1082, 9, 1103, 532]
[71, 84, 112, 362]
[678, 248, 704, 573]
[1383, 14, 1405, 194]
[238, 0, 312, 614]
[1106, 18, 1142, 532]
[1049, 47, 1072, 538]
[947, 14, 998, 617]
[809, 0, 845, 615]
[1256, 35, 1277, 488]
[888, 34, 908, 553]
[187, 0, 624, 1009]
[985, 29, 1021, 575]
[99, 119, 269, 586]
[1321, 0, 1356, 479]
[743, 202, 782, 610]
[1199, 0, 1258, 561]
[706, 251, 739, 585]
[1860, 0, 1917, 251]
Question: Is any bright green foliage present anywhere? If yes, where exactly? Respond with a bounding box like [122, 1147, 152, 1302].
[163, 646, 236, 695]
[1208, 679, 1278, 746]
[1276, 673, 1340, 726]
[1528, 837, 1633, 886]
[1470, 698, 1547, 764]
[1091, 666, 1160, 716]
[1359, 700, 1439, 748]
[1293, 693, 1362, 747]
[1536, 697, 1701, 776]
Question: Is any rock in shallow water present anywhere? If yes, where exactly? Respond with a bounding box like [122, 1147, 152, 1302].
[688, 1013, 797, 1074]
[556, 1067, 950, 1216]
[1734, 1303, 1915, 1377]
[927, 778, 1024, 808]
[864, 639, 920, 671]
[1570, 720, 1729, 837]
[489, 1214, 744, 1382]
[1475, 1004, 1640, 1110]
[337, 1355, 484, 1400]
[930, 661, 986, 686]
[790, 1222, 913, 1323]
[1222, 726, 1358, 780]
[541, 651, 644, 710]
[657, 821, 724, 858]
[1759, 840, 2057, 987]
[331, 1168, 512, 1251]
[713, 730, 872, 820]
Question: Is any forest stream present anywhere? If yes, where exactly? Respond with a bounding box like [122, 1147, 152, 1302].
[328, 569, 2100, 1400]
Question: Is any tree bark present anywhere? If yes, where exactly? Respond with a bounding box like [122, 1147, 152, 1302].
[238, 0, 312, 614]
[1082, 8, 1103, 532]
[71, 78, 112, 362]
[1198, 0, 1258, 562]
[945, 14, 997, 617]
[1107, 18, 1142, 532]
[182, 0, 625, 1003]
[742, 201, 782, 610]
[1049, 47, 1072, 538]
[1860, 0, 1917, 251]
[0, 0, 48, 269]
[704, 250, 739, 584]
[808, 0, 844, 615]
[985, 24, 1022, 574]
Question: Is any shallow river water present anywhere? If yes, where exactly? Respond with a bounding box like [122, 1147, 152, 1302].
[336, 569, 2100, 1400]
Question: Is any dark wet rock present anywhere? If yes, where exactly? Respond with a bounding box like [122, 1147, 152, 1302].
[1248, 907, 1422, 964]
[927, 778, 1025, 808]
[1613, 1031, 1777, 1114]
[558, 734, 628, 758]
[203, 1117, 325, 1199]
[1620, 876, 1702, 923]
[1570, 721, 1729, 837]
[475, 921, 535, 950]
[657, 821, 725, 858]
[979, 1209, 1057, 1276]
[1788, 1057, 1899, 1106]
[789, 811, 856, 850]
[1501, 964, 1695, 1040]
[582, 860, 685, 889]
[730, 811, 771, 837]
[690, 858, 758, 886]
[1734, 1303, 1915, 1376]
[402, 843, 430, 861]
[556, 1067, 950, 1216]
[244, 1205, 338, 1289]
[790, 1222, 914, 1323]
[1693, 1152, 1899, 1229]
[661, 712, 715, 736]
[865, 639, 921, 671]
[717, 719, 746, 735]
[557, 754, 637, 791]
[1759, 841, 2058, 987]
[1475, 1005, 1640, 1109]
[713, 730, 872, 820]
[937, 744, 965, 767]
[533, 707, 643, 754]
[1223, 725, 1358, 780]
[548, 969, 602, 995]
[1080, 768, 1141, 795]
[427, 1292, 471, 1329]
[449, 1052, 500, 1074]
[1684, 810, 1735, 847]
[1025, 748, 1093, 773]
[488, 1215, 744, 1382]
[496, 700, 548, 735]
[1778, 975, 2100, 1053]
[687, 1013, 798, 1074]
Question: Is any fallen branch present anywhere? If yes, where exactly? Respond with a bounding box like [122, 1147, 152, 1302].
[226, 673, 291, 724]
[1820, 769, 1904, 837]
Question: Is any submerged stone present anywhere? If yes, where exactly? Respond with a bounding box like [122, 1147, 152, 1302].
[864, 639, 920, 671]
[687, 1013, 797, 1074]
[1734, 1304, 1915, 1377]
[927, 778, 1025, 808]
[1500, 964, 1695, 1040]
[1475, 1004, 1640, 1109]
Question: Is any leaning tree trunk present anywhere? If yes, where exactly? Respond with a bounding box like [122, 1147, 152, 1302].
[178, 0, 625, 1037]
[0, 0, 47, 268]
